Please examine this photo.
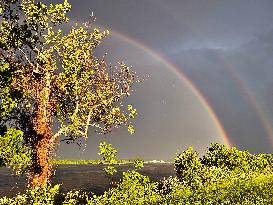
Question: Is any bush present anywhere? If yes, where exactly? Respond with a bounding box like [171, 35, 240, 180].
[157, 176, 180, 195]
[88, 170, 162, 205]
[174, 143, 273, 184]
[62, 190, 90, 205]
[0, 184, 93, 205]
[0, 184, 60, 205]
[171, 143, 273, 204]
[0, 127, 32, 175]
[161, 167, 273, 205]
[201, 143, 273, 172]
[174, 147, 203, 186]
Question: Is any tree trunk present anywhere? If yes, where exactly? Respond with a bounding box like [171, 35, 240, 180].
[28, 137, 54, 188]
[28, 72, 55, 188]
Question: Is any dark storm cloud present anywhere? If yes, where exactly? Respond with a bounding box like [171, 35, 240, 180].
[166, 25, 273, 153]
[225, 30, 273, 140]
[62, 0, 273, 51]
[170, 47, 273, 153]
[158, 0, 273, 49]
[45, 0, 273, 158]
[158, 0, 273, 153]
[45, 0, 273, 50]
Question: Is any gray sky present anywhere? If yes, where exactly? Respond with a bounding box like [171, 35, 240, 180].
[44, 0, 273, 160]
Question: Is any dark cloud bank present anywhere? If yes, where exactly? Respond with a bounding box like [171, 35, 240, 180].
[42, 0, 273, 159]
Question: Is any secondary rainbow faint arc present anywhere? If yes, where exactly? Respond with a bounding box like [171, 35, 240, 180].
[106, 29, 232, 148]
[213, 51, 273, 147]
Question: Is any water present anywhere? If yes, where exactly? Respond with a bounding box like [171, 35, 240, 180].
[0, 163, 175, 197]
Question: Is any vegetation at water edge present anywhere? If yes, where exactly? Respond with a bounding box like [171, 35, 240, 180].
[1, 143, 273, 205]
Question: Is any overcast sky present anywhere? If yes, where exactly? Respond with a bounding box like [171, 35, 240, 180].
[44, 0, 273, 160]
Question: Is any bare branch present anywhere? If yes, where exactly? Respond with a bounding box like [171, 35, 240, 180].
[84, 106, 93, 138]
[18, 47, 34, 67]
[50, 127, 67, 144]
[18, 47, 41, 74]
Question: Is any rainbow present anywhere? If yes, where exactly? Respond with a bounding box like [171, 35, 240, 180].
[65, 19, 273, 150]
[66, 20, 233, 147]
[159, 13, 273, 148]
[107, 29, 233, 148]
[213, 51, 273, 146]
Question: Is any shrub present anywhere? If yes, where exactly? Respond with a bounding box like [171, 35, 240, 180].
[171, 143, 273, 204]
[27, 184, 61, 205]
[161, 167, 273, 205]
[98, 141, 118, 175]
[0, 127, 32, 175]
[157, 176, 180, 195]
[174, 143, 273, 184]
[62, 190, 91, 205]
[174, 147, 203, 186]
[0, 184, 60, 205]
[88, 170, 162, 205]
[133, 159, 144, 170]
[201, 143, 273, 172]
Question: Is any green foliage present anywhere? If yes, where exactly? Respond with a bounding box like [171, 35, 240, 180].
[0, 171, 272, 205]
[88, 171, 161, 205]
[0, 184, 60, 205]
[62, 190, 90, 205]
[1, 0, 139, 140]
[171, 143, 273, 204]
[0, 194, 28, 205]
[0, 58, 31, 174]
[160, 168, 273, 205]
[1, 0, 140, 187]
[157, 176, 180, 195]
[0, 60, 23, 121]
[21, 0, 71, 29]
[201, 142, 273, 172]
[98, 141, 118, 175]
[1, 146, 273, 205]
[133, 159, 144, 170]
[174, 143, 273, 186]
[0, 127, 32, 174]
[98, 142, 145, 175]
[0, 53, 32, 175]
[27, 184, 61, 205]
[174, 146, 203, 186]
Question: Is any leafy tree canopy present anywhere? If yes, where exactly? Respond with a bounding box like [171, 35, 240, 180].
[0, 0, 140, 187]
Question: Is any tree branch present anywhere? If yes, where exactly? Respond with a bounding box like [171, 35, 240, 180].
[18, 47, 33, 66]
[50, 92, 127, 143]
[84, 106, 93, 138]
[50, 126, 68, 144]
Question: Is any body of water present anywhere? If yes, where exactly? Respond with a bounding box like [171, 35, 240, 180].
[0, 163, 175, 197]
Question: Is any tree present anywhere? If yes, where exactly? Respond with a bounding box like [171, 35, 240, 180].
[0, 0, 139, 188]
